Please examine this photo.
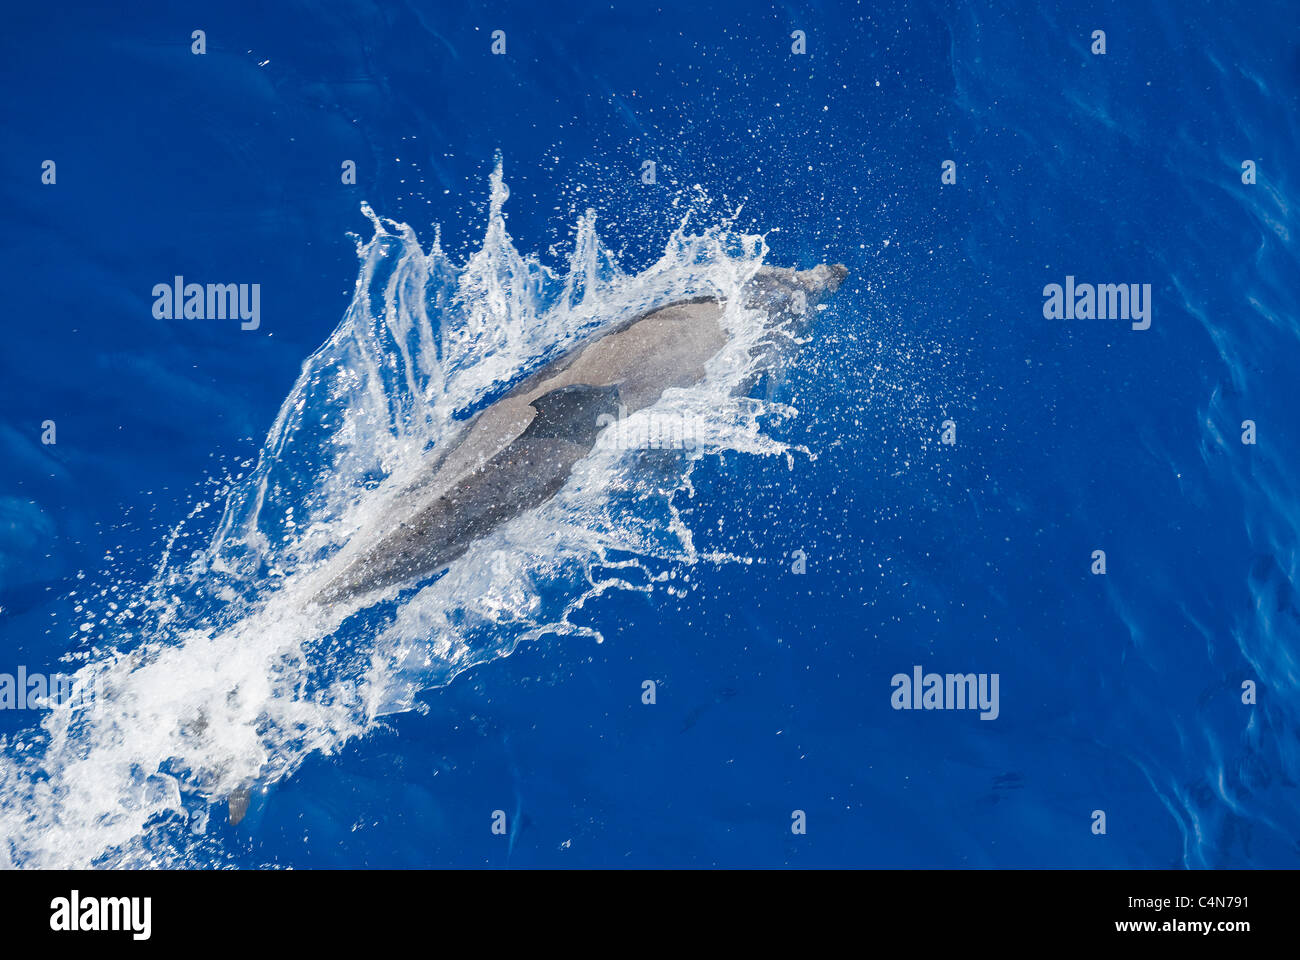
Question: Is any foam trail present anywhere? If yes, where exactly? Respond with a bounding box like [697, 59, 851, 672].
[0, 158, 803, 868]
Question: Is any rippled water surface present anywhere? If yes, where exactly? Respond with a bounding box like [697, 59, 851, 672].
[0, 0, 1296, 867]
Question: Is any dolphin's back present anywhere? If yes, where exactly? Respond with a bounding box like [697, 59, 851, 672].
[317, 300, 727, 603]
[322, 384, 623, 601]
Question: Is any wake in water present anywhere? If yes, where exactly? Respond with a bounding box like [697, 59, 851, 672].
[0, 158, 826, 868]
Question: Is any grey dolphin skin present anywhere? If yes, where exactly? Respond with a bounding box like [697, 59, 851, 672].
[311, 262, 848, 610]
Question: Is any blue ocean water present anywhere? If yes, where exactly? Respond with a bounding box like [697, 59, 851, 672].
[0, 0, 1297, 868]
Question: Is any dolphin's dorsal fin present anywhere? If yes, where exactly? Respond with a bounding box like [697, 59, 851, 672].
[523, 383, 622, 441]
[228, 788, 252, 826]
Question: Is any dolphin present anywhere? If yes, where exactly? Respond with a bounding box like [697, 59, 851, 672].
[310, 262, 848, 609]
[223, 261, 846, 825]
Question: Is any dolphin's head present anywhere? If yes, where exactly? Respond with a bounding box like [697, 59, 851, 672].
[734, 263, 848, 396]
[743, 263, 848, 332]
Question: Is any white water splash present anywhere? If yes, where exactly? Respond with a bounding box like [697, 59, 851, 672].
[0, 157, 804, 868]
